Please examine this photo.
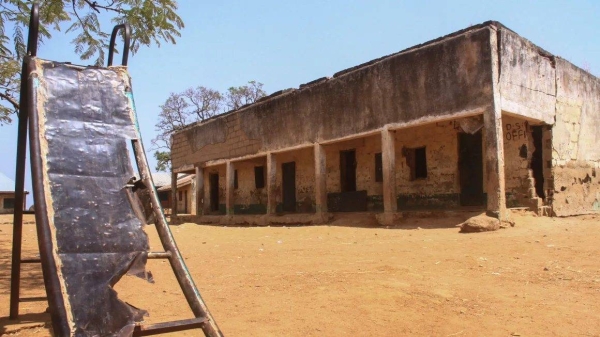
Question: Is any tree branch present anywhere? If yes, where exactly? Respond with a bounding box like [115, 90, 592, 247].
[83, 0, 124, 14]
[0, 91, 19, 111]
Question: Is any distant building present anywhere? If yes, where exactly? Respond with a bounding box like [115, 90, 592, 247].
[0, 172, 27, 214]
[150, 172, 173, 209]
[169, 21, 600, 225]
[157, 174, 195, 214]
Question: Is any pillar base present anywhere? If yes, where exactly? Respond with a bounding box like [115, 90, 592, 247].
[376, 212, 401, 226]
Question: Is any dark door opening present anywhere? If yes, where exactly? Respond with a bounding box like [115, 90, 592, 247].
[282, 162, 296, 212]
[209, 173, 219, 212]
[340, 149, 357, 192]
[184, 190, 188, 214]
[531, 126, 545, 199]
[459, 131, 484, 206]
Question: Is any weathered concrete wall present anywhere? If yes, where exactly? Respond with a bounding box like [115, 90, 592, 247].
[395, 121, 459, 196]
[175, 182, 194, 214]
[324, 135, 383, 210]
[173, 22, 600, 217]
[499, 28, 556, 124]
[324, 135, 381, 195]
[501, 115, 536, 207]
[232, 157, 268, 214]
[274, 148, 315, 213]
[204, 164, 227, 213]
[551, 59, 600, 216]
[394, 121, 460, 209]
[172, 26, 494, 171]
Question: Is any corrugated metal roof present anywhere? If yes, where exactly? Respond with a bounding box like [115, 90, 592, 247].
[0, 171, 15, 192]
[157, 174, 195, 192]
[151, 172, 172, 188]
[133, 172, 172, 188]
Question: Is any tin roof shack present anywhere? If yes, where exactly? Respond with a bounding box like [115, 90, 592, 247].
[170, 21, 600, 226]
[0, 172, 28, 214]
[158, 174, 196, 215]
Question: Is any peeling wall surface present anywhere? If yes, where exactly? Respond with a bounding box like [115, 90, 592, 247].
[274, 148, 315, 212]
[497, 28, 600, 216]
[198, 116, 544, 213]
[501, 115, 537, 206]
[172, 26, 494, 170]
[232, 157, 268, 213]
[499, 28, 556, 124]
[204, 164, 227, 213]
[551, 59, 600, 216]
[175, 183, 194, 214]
[395, 122, 459, 196]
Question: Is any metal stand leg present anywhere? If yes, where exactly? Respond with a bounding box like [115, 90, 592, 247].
[9, 3, 39, 320]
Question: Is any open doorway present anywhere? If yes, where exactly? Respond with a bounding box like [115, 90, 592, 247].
[282, 161, 296, 212]
[530, 126, 545, 199]
[340, 149, 357, 192]
[459, 131, 484, 206]
[183, 190, 188, 214]
[209, 173, 219, 212]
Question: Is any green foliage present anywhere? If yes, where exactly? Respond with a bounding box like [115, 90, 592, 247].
[153, 81, 267, 171]
[0, 0, 184, 125]
[226, 81, 267, 111]
[154, 150, 171, 172]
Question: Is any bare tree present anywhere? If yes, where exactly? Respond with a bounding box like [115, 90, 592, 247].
[153, 82, 267, 172]
[152, 86, 224, 171]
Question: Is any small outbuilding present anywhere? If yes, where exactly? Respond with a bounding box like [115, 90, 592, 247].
[0, 171, 27, 214]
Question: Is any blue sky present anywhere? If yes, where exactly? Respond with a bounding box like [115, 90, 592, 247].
[1, 0, 599, 206]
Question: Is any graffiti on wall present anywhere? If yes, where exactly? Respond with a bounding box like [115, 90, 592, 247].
[505, 121, 530, 141]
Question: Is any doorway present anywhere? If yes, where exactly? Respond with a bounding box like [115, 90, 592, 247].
[531, 126, 545, 199]
[459, 132, 484, 206]
[209, 173, 219, 212]
[340, 149, 357, 192]
[282, 162, 296, 212]
[184, 190, 188, 214]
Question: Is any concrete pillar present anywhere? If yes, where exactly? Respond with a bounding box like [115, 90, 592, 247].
[314, 143, 327, 214]
[171, 172, 178, 217]
[381, 128, 397, 221]
[195, 166, 203, 216]
[225, 161, 235, 215]
[485, 28, 507, 220]
[203, 170, 211, 215]
[266, 153, 277, 214]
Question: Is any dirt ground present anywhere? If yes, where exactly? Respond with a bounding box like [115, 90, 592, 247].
[1, 211, 600, 336]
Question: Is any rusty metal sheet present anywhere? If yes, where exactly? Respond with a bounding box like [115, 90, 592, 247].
[30, 59, 151, 336]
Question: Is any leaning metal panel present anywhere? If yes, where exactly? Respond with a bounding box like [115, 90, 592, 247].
[30, 59, 152, 336]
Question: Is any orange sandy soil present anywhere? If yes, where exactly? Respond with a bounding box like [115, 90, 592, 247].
[1, 211, 600, 336]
